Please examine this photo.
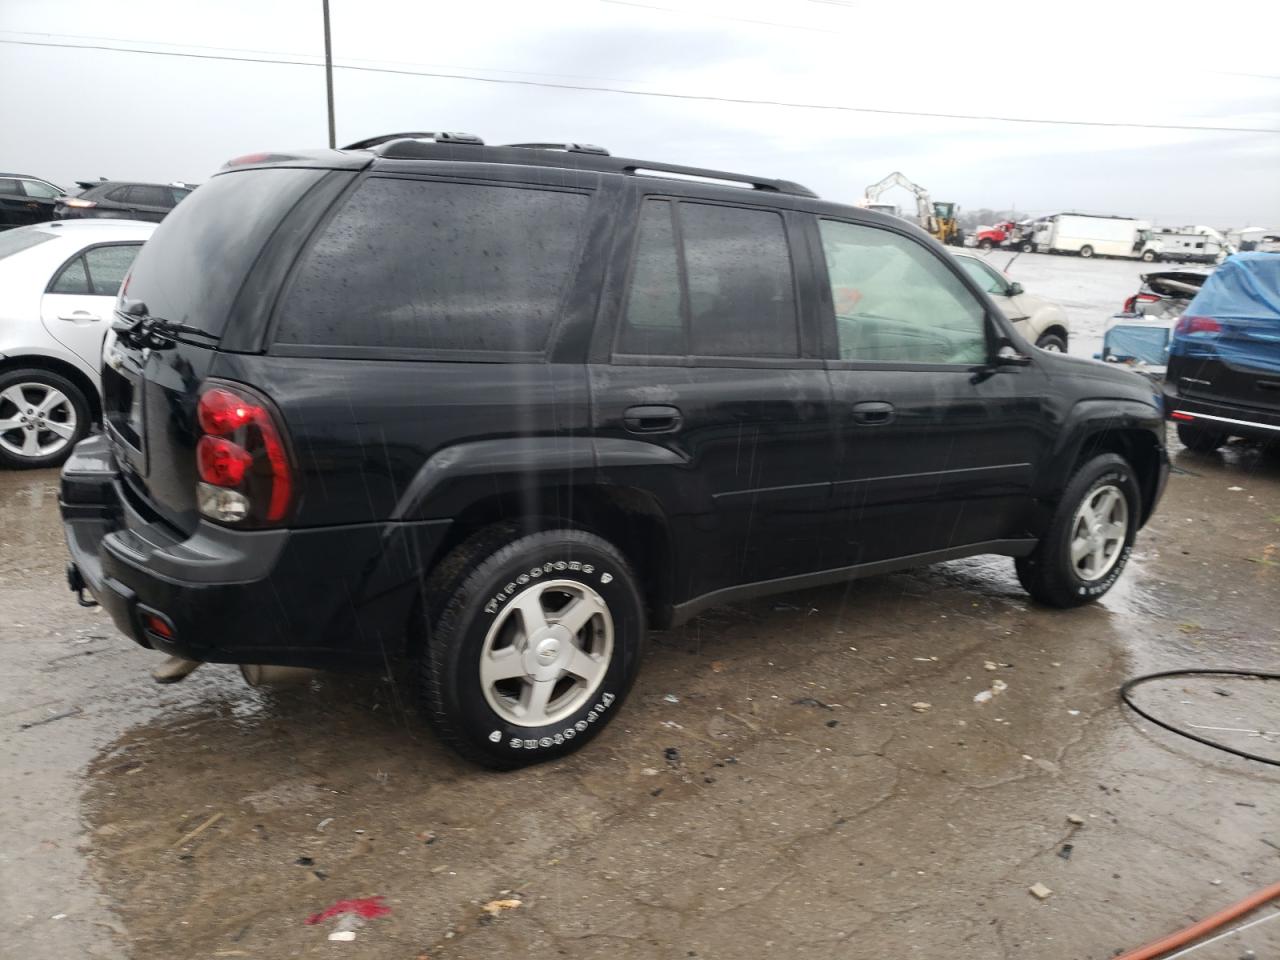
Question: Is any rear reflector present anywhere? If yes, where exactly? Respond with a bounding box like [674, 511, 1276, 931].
[140, 609, 175, 641]
[1171, 411, 1195, 421]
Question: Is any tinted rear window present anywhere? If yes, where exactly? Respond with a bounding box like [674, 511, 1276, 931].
[275, 177, 589, 353]
[122, 168, 325, 336]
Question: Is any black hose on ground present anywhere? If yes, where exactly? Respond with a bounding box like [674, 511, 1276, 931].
[1119, 669, 1280, 767]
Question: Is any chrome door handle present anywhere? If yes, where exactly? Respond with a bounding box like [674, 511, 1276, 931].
[59, 311, 101, 322]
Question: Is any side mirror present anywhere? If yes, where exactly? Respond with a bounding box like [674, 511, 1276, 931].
[995, 343, 1032, 366]
[1006, 281, 1024, 297]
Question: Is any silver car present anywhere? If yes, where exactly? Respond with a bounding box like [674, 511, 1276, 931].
[952, 251, 1071, 352]
[0, 219, 155, 467]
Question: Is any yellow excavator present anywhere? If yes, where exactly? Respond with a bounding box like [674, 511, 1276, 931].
[862, 172, 963, 246]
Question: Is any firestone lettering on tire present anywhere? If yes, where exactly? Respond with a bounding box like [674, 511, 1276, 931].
[504, 691, 617, 749]
[484, 563, 615, 615]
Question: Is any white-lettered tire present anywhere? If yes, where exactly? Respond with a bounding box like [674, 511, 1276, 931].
[1015, 453, 1140, 607]
[419, 527, 645, 768]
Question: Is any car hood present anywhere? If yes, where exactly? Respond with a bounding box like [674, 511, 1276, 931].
[1037, 349, 1160, 401]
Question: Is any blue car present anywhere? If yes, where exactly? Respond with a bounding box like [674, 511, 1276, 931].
[1164, 252, 1280, 452]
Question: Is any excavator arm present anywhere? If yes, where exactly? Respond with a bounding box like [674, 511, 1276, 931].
[864, 171, 933, 226]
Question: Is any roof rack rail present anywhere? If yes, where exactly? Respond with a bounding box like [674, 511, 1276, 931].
[367, 140, 817, 197]
[342, 131, 484, 150]
[505, 142, 611, 156]
[619, 160, 815, 197]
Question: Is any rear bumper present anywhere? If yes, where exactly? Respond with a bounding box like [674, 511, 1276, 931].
[59, 436, 452, 668]
[1163, 387, 1280, 442]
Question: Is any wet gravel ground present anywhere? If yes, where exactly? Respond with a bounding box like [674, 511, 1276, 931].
[2, 254, 1278, 959]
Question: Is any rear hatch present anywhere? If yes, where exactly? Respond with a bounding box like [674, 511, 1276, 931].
[101, 166, 336, 533]
[1169, 254, 1280, 412]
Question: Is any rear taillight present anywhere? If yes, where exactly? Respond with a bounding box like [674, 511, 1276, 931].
[1123, 293, 1160, 312]
[63, 198, 97, 208]
[196, 384, 294, 526]
[1174, 315, 1221, 336]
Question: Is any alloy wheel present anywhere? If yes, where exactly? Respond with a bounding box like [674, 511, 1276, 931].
[1069, 484, 1128, 581]
[0, 383, 78, 460]
[478, 579, 614, 727]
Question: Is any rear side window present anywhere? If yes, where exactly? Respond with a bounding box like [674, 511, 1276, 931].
[682, 203, 797, 358]
[618, 201, 683, 356]
[22, 180, 61, 199]
[617, 199, 798, 359]
[83, 244, 141, 295]
[104, 186, 130, 202]
[130, 185, 172, 207]
[122, 168, 326, 337]
[276, 178, 590, 353]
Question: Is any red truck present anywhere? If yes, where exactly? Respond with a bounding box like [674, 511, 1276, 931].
[969, 220, 1035, 252]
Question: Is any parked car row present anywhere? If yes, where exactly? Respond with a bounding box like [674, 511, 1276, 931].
[0, 174, 192, 230]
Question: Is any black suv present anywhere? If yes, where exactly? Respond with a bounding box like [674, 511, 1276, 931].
[0, 173, 65, 228]
[60, 134, 1169, 767]
[54, 180, 193, 223]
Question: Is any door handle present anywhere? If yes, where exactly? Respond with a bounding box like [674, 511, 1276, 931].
[59, 311, 101, 322]
[851, 401, 895, 425]
[623, 404, 682, 434]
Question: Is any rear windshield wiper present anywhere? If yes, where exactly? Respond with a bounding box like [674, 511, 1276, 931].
[112, 303, 220, 350]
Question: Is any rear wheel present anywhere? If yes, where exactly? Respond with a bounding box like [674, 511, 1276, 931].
[1079, 245, 1094, 259]
[1176, 421, 1227, 453]
[0, 369, 91, 469]
[418, 527, 645, 768]
[1016, 453, 1139, 607]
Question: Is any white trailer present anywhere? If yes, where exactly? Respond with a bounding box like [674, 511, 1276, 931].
[1034, 214, 1162, 261]
[1151, 225, 1229, 264]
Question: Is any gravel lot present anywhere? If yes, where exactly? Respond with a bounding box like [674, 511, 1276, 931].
[2, 251, 1277, 960]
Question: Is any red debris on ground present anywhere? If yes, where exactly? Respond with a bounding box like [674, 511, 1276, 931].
[305, 896, 391, 925]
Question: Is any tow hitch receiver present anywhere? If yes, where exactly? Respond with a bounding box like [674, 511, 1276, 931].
[66, 562, 99, 608]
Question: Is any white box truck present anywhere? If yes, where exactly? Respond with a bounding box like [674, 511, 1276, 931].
[1033, 214, 1162, 261]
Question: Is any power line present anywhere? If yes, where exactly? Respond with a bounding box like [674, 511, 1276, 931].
[3, 37, 1277, 135]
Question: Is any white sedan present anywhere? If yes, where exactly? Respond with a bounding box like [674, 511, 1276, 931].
[0, 219, 155, 467]
[952, 251, 1072, 352]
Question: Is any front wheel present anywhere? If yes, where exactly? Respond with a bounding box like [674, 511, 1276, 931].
[1016, 453, 1139, 607]
[1018, 241, 1034, 253]
[1035, 333, 1068, 353]
[0, 368, 92, 469]
[419, 527, 645, 768]
[1140, 249, 1157, 262]
[978, 238, 994, 251]
[1079, 245, 1094, 259]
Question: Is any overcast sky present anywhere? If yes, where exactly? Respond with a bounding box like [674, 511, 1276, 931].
[3, 0, 1278, 227]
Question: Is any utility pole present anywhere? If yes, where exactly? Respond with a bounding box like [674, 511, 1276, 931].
[322, 0, 336, 148]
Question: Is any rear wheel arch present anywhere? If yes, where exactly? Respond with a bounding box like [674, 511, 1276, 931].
[0, 354, 101, 424]
[419, 483, 676, 639]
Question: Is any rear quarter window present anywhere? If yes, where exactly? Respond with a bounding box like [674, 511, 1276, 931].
[274, 177, 590, 354]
